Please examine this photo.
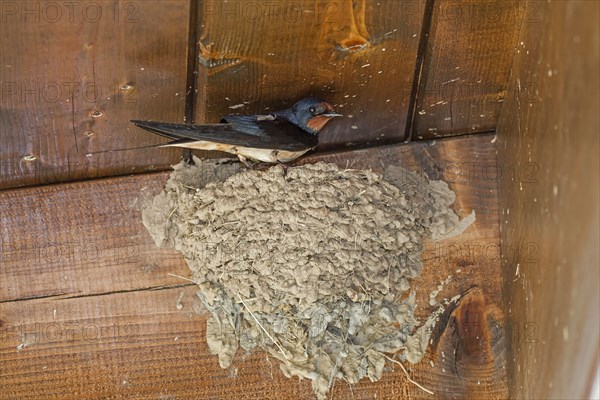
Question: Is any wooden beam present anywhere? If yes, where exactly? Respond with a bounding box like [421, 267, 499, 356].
[0, 172, 188, 302]
[496, 1, 600, 398]
[410, 0, 526, 140]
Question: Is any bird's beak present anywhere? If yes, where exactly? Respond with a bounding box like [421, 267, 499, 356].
[320, 102, 343, 118]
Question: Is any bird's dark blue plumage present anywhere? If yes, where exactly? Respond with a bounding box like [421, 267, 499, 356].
[131, 98, 341, 163]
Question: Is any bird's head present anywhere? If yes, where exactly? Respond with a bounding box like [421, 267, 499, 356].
[281, 98, 342, 134]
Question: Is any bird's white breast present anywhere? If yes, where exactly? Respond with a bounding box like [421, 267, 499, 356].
[163, 141, 309, 163]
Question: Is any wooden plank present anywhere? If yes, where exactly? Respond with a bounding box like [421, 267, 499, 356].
[496, 1, 600, 399]
[411, 0, 526, 140]
[0, 135, 506, 398]
[0, 285, 502, 399]
[0, 172, 189, 302]
[0, 0, 190, 190]
[193, 0, 423, 150]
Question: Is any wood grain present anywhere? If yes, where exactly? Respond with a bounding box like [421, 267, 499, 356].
[0, 172, 189, 303]
[410, 0, 526, 140]
[193, 0, 423, 151]
[428, 287, 506, 398]
[0, 135, 506, 398]
[0, 0, 190, 190]
[0, 286, 500, 400]
[496, 1, 600, 399]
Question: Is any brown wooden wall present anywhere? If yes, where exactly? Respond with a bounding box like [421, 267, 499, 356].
[410, 0, 526, 140]
[2, 1, 598, 399]
[0, 1, 191, 189]
[1, 0, 525, 190]
[496, 1, 600, 398]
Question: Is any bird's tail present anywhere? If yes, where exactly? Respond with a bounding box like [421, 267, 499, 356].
[85, 142, 164, 157]
[130, 120, 193, 141]
[85, 120, 192, 157]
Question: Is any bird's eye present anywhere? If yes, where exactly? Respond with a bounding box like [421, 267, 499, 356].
[309, 106, 316, 114]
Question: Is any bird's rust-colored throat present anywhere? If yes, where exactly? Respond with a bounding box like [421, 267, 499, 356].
[307, 115, 335, 133]
[306, 101, 339, 133]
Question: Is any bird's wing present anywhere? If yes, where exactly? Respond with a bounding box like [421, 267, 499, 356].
[131, 115, 317, 151]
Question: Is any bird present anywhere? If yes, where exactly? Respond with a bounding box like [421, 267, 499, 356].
[130, 98, 342, 165]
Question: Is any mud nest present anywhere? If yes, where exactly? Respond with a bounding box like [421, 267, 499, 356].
[141, 158, 474, 399]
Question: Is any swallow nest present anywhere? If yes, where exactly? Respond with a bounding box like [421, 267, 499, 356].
[141, 157, 474, 399]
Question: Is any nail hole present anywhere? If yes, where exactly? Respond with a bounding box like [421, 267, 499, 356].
[22, 155, 37, 162]
[91, 110, 103, 118]
[83, 130, 95, 137]
[120, 83, 133, 91]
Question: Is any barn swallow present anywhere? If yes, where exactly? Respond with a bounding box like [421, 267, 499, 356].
[131, 98, 341, 165]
